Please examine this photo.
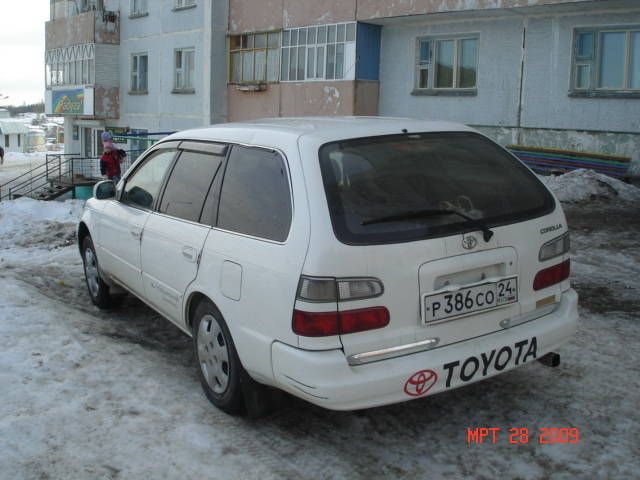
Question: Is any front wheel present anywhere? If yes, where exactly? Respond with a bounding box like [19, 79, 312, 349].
[82, 236, 121, 309]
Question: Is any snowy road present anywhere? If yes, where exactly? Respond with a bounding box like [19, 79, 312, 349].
[1, 177, 639, 479]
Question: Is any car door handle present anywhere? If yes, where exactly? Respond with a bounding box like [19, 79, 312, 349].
[182, 246, 197, 263]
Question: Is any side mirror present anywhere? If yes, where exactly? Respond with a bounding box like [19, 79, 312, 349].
[94, 180, 116, 200]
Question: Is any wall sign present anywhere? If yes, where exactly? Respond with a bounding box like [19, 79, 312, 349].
[106, 126, 130, 144]
[52, 89, 85, 115]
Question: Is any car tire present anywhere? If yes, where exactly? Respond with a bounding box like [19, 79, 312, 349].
[193, 300, 244, 415]
[82, 236, 121, 310]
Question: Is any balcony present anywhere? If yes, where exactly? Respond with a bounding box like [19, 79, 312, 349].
[44, 7, 119, 119]
[45, 9, 119, 50]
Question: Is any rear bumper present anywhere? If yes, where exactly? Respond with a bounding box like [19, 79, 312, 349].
[271, 289, 578, 411]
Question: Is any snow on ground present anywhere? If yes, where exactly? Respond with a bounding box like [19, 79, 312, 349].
[0, 152, 49, 187]
[0, 198, 84, 250]
[0, 171, 639, 479]
[539, 168, 640, 203]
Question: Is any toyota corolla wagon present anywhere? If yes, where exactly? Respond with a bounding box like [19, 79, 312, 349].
[78, 117, 578, 415]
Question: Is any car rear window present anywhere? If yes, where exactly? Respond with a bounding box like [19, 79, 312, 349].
[318, 132, 555, 245]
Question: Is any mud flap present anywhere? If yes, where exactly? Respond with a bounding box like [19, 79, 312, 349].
[241, 370, 286, 419]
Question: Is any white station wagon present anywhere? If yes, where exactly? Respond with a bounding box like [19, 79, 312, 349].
[78, 117, 578, 414]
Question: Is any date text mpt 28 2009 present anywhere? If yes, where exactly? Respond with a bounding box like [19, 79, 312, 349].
[466, 427, 580, 445]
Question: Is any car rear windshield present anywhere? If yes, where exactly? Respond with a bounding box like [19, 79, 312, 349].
[318, 132, 555, 245]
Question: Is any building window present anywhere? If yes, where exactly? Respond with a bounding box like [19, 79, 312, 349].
[131, 0, 148, 16]
[5, 135, 10, 148]
[229, 32, 280, 84]
[174, 48, 195, 92]
[131, 54, 148, 93]
[572, 27, 640, 93]
[45, 44, 95, 87]
[174, 0, 196, 9]
[415, 36, 478, 92]
[281, 22, 356, 82]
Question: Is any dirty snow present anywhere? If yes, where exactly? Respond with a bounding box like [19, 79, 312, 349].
[0, 197, 84, 247]
[539, 169, 640, 203]
[0, 170, 639, 479]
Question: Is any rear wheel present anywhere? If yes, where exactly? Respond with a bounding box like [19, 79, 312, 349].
[193, 301, 244, 415]
[82, 236, 122, 309]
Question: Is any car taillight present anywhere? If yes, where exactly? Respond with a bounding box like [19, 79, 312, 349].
[539, 232, 570, 261]
[293, 307, 390, 337]
[292, 310, 340, 337]
[533, 259, 571, 291]
[339, 307, 390, 334]
[297, 276, 383, 302]
[293, 276, 388, 336]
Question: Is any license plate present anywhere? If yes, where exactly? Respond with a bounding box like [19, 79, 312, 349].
[422, 277, 518, 323]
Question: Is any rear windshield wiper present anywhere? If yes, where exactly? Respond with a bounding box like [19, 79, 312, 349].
[362, 208, 495, 242]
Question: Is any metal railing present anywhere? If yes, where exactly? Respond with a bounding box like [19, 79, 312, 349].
[0, 150, 145, 201]
[0, 153, 78, 201]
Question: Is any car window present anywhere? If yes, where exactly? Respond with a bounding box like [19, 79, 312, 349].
[159, 150, 223, 223]
[319, 132, 555, 245]
[122, 150, 176, 209]
[217, 146, 292, 242]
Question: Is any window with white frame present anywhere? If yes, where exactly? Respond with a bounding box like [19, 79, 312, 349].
[229, 32, 281, 83]
[281, 22, 356, 82]
[131, 53, 148, 92]
[174, 48, 195, 91]
[415, 36, 478, 91]
[175, 0, 196, 8]
[131, 0, 148, 16]
[572, 27, 640, 92]
[45, 44, 95, 87]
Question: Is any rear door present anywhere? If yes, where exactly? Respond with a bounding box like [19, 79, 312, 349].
[199, 145, 304, 372]
[140, 142, 227, 324]
[97, 148, 177, 296]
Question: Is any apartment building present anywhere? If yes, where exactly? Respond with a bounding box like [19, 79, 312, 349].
[45, 0, 227, 158]
[44, 0, 640, 170]
[227, 0, 640, 169]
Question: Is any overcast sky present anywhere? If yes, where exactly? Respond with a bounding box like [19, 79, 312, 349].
[0, 1, 49, 106]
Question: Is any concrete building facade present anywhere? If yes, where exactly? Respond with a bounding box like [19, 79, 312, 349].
[45, 0, 227, 158]
[44, 0, 640, 171]
[227, 0, 640, 171]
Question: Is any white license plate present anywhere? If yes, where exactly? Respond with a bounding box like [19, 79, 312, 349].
[422, 277, 518, 323]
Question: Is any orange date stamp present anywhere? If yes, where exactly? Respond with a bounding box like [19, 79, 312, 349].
[466, 427, 580, 445]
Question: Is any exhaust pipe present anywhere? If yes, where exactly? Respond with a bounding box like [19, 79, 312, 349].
[538, 352, 560, 367]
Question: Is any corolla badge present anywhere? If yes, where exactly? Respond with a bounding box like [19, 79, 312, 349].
[462, 235, 478, 250]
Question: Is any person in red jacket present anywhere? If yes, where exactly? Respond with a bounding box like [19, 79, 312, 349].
[99, 131, 125, 182]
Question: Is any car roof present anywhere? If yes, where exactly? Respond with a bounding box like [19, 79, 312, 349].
[163, 116, 476, 147]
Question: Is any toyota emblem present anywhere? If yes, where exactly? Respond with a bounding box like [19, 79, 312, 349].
[404, 370, 438, 397]
[462, 235, 478, 250]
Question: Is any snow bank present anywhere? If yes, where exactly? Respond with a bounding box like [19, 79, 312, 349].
[539, 169, 640, 203]
[0, 198, 84, 249]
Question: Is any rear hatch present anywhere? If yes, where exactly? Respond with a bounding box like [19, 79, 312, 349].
[308, 131, 564, 357]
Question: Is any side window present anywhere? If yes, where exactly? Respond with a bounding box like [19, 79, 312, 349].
[159, 150, 223, 222]
[217, 146, 292, 242]
[122, 150, 176, 209]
